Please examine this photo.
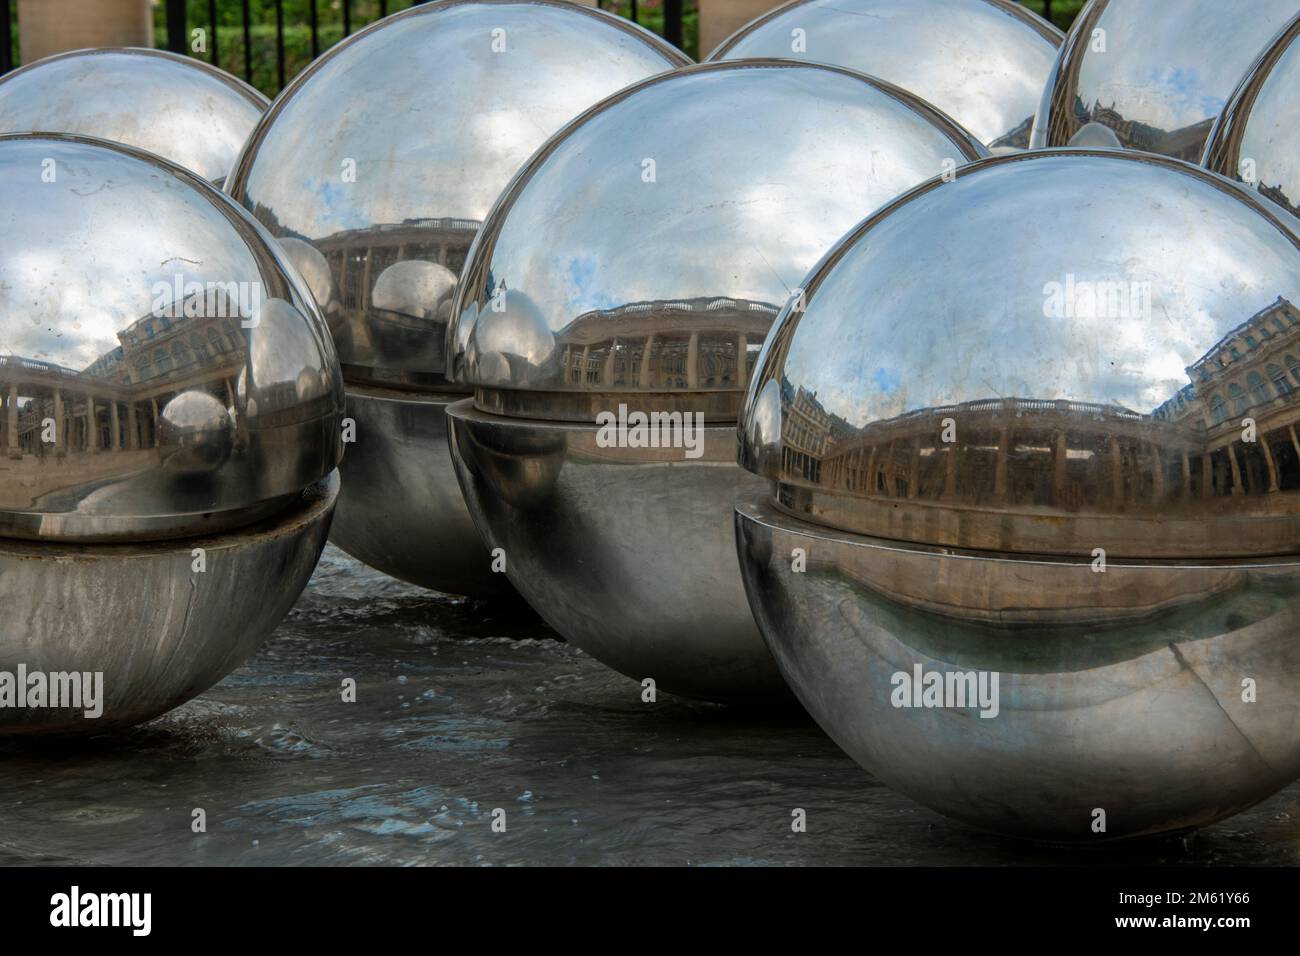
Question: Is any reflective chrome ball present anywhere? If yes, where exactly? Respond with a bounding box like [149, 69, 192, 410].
[158, 390, 235, 475]
[447, 60, 987, 701]
[227, 0, 688, 596]
[0, 134, 343, 734]
[1203, 12, 1300, 219]
[736, 149, 1300, 840]
[0, 48, 267, 184]
[1031, 0, 1298, 158]
[706, 0, 1062, 149]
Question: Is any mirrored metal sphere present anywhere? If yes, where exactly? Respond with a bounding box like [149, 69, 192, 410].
[451, 60, 987, 411]
[705, 0, 1062, 150]
[1030, 0, 1298, 159]
[225, 0, 688, 596]
[0, 133, 344, 542]
[737, 149, 1300, 840]
[226, 0, 689, 387]
[447, 60, 987, 701]
[1203, 12, 1300, 219]
[0, 48, 267, 184]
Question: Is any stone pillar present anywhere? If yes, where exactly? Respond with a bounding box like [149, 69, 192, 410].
[1052, 429, 1068, 503]
[994, 427, 1010, 501]
[53, 388, 64, 455]
[127, 403, 139, 450]
[697, 0, 783, 58]
[1261, 435, 1280, 492]
[907, 437, 920, 499]
[110, 400, 121, 451]
[736, 333, 748, 384]
[150, 397, 160, 448]
[1109, 436, 1123, 501]
[1227, 443, 1244, 495]
[1290, 423, 1300, 460]
[943, 442, 958, 499]
[1181, 452, 1191, 499]
[865, 446, 877, 496]
[87, 394, 99, 453]
[361, 248, 374, 313]
[686, 331, 700, 390]
[602, 340, 617, 385]
[18, 0, 152, 64]
[578, 345, 590, 387]
[639, 335, 656, 388]
[6, 383, 18, 459]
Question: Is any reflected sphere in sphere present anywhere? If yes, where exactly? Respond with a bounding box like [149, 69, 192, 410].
[736, 149, 1300, 840]
[158, 391, 235, 475]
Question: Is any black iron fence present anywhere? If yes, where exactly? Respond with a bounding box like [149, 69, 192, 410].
[4, 1, 1078, 95]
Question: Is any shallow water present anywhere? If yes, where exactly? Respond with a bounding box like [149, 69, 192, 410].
[2, 545, 1298, 866]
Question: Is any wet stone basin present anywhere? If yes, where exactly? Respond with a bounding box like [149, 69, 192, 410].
[2, 546, 1298, 866]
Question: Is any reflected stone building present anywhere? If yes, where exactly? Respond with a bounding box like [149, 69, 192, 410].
[312, 216, 477, 316]
[245, 213, 478, 381]
[0, 293, 247, 507]
[775, 297, 1300, 556]
[556, 296, 777, 391]
[1155, 296, 1300, 494]
[1076, 99, 1214, 161]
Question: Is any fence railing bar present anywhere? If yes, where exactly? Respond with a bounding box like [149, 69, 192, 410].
[309, 0, 319, 60]
[165, 0, 185, 53]
[664, 0, 682, 49]
[207, 0, 219, 67]
[275, 0, 285, 90]
[1, 0, 13, 75]
[242, 0, 252, 82]
[344, 0, 352, 38]
[380, 1, 388, 18]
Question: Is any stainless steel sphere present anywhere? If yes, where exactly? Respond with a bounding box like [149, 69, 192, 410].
[1203, 12, 1300, 219]
[736, 148, 1300, 840]
[705, 0, 1062, 150]
[1030, 0, 1299, 159]
[0, 133, 343, 734]
[446, 60, 987, 701]
[0, 48, 267, 184]
[226, 0, 688, 596]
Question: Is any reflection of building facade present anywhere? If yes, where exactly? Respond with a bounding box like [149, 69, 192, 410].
[1155, 296, 1300, 494]
[0, 295, 247, 503]
[309, 216, 477, 315]
[780, 297, 1300, 513]
[1260, 182, 1300, 218]
[1076, 99, 1214, 161]
[783, 385, 832, 483]
[556, 296, 777, 390]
